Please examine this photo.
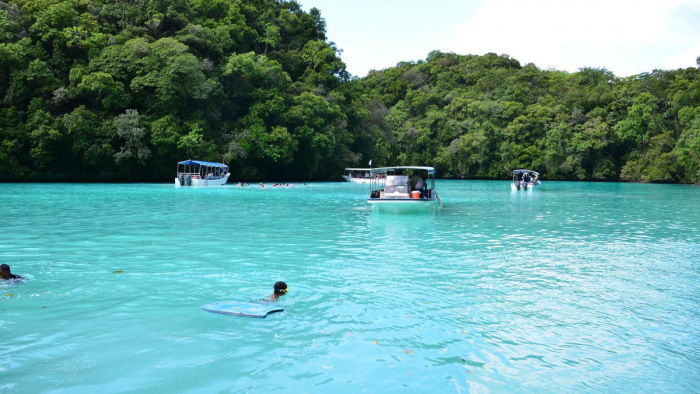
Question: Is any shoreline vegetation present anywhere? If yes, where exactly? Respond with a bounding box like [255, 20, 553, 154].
[1, 0, 699, 184]
[2, 178, 697, 186]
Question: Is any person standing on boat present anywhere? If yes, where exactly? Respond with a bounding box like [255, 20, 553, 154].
[410, 172, 422, 190]
[268, 281, 288, 301]
[415, 179, 427, 197]
[0, 264, 23, 281]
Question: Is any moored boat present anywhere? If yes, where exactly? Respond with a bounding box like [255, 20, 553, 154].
[511, 169, 540, 191]
[367, 166, 441, 213]
[342, 168, 372, 183]
[175, 160, 230, 187]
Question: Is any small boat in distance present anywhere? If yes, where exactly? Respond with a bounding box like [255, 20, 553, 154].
[175, 160, 230, 187]
[511, 169, 540, 191]
[342, 168, 372, 183]
[367, 166, 441, 213]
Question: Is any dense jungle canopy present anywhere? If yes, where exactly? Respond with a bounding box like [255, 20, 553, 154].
[1, 0, 699, 183]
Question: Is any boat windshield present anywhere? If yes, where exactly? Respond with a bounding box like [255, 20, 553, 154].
[386, 175, 408, 186]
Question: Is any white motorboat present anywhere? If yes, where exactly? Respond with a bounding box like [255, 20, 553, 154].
[342, 168, 373, 183]
[175, 160, 230, 187]
[511, 169, 540, 191]
[367, 166, 441, 213]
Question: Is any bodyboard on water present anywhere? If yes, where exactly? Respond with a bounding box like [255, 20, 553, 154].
[200, 301, 283, 318]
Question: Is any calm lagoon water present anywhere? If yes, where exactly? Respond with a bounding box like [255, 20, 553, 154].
[1, 181, 699, 393]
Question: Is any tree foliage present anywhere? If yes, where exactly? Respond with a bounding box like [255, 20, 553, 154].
[359, 51, 700, 183]
[0, 1, 698, 183]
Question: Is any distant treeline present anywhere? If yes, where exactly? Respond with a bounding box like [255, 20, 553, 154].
[1, 0, 699, 183]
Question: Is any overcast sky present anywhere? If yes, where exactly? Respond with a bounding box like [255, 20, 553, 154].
[298, 0, 700, 78]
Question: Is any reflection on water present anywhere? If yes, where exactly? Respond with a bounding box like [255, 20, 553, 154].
[1, 181, 699, 392]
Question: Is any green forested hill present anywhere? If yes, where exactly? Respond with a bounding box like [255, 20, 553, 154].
[0, 0, 354, 181]
[360, 52, 700, 183]
[1, 0, 699, 183]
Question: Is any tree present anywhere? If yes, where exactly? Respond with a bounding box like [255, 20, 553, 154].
[114, 109, 150, 166]
[261, 22, 280, 54]
[75, 72, 129, 111]
[615, 92, 661, 153]
[674, 106, 700, 183]
[62, 105, 112, 169]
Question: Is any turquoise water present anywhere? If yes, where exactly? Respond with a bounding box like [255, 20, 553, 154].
[1, 181, 699, 393]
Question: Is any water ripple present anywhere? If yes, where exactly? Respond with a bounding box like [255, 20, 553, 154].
[0, 182, 698, 392]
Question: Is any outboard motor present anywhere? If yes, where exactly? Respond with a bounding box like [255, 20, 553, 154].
[185, 176, 191, 186]
[178, 175, 185, 186]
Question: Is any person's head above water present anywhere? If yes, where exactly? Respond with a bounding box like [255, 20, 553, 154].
[0, 264, 21, 280]
[273, 281, 288, 297]
[265, 281, 288, 301]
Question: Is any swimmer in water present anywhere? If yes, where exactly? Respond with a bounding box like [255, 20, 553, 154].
[268, 281, 288, 301]
[0, 264, 22, 281]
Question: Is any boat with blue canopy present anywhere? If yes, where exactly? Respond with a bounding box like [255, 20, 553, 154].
[367, 166, 441, 213]
[175, 160, 230, 187]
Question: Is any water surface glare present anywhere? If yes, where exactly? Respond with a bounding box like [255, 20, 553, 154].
[1, 181, 699, 392]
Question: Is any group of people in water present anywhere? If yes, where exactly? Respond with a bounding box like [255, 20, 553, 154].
[236, 182, 308, 188]
[255, 182, 307, 188]
[2, 262, 287, 303]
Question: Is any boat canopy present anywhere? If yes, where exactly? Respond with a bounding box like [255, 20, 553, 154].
[178, 160, 228, 168]
[370, 166, 435, 175]
[513, 169, 539, 176]
[344, 167, 372, 171]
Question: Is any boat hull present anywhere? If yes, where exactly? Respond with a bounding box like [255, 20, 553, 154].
[343, 176, 371, 184]
[175, 174, 230, 187]
[367, 198, 437, 213]
[511, 182, 539, 191]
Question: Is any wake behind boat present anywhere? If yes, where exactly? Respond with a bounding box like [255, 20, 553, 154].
[367, 166, 441, 213]
[175, 160, 230, 187]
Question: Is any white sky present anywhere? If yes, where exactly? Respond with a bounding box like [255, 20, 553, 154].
[298, 0, 700, 78]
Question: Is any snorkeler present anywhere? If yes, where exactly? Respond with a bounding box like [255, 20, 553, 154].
[0, 264, 22, 281]
[268, 281, 288, 301]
